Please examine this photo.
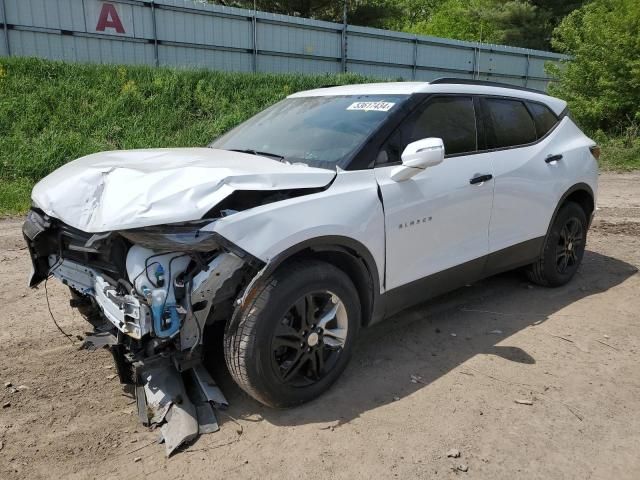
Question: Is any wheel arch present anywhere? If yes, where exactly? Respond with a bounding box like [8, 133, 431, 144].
[260, 236, 382, 327]
[545, 183, 595, 247]
[556, 183, 595, 224]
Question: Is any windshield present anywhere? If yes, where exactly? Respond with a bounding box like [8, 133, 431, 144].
[210, 95, 409, 169]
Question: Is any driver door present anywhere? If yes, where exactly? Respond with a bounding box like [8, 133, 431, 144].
[374, 95, 495, 292]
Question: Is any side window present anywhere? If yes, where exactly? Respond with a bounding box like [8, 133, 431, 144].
[482, 98, 537, 149]
[377, 96, 477, 164]
[527, 102, 559, 138]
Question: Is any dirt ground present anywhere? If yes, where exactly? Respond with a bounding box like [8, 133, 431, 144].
[1, 172, 639, 480]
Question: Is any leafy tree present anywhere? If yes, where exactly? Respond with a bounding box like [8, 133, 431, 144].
[214, 0, 402, 28]
[398, 0, 587, 50]
[548, 0, 640, 132]
[409, 0, 503, 43]
[382, 0, 446, 30]
[211, 1, 590, 51]
[530, 0, 587, 19]
[495, 1, 551, 50]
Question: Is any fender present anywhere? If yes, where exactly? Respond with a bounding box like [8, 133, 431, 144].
[226, 235, 383, 330]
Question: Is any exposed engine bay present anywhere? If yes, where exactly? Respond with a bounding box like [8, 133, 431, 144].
[23, 208, 264, 456]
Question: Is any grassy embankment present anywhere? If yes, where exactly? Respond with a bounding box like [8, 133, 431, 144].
[0, 57, 367, 215]
[1, 57, 637, 215]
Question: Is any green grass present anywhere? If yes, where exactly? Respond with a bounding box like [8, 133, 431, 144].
[0, 57, 370, 215]
[594, 132, 640, 172]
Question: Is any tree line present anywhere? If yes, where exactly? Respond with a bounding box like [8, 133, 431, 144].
[214, 1, 586, 51]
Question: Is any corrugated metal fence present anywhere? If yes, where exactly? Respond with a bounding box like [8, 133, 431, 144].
[0, 0, 566, 90]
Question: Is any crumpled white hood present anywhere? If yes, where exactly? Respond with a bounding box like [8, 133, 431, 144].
[32, 148, 336, 232]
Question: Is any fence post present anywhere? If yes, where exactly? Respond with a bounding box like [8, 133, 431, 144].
[1, 0, 10, 56]
[524, 53, 530, 87]
[252, 8, 257, 72]
[150, 0, 159, 67]
[341, 1, 348, 73]
[471, 46, 478, 79]
[412, 36, 418, 81]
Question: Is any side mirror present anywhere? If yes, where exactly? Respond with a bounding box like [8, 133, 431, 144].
[390, 138, 445, 182]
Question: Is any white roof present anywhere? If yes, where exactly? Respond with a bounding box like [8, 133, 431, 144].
[289, 81, 567, 115]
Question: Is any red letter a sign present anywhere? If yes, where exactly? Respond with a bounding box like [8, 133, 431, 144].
[96, 3, 125, 34]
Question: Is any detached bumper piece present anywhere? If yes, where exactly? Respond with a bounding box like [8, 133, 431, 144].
[136, 358, 228, 456]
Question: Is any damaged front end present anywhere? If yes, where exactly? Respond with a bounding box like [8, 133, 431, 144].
[23, 208, 262, 455]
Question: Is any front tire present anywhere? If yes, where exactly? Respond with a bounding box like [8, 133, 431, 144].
[224, 260, 360, 408]
[527, 201, 588, 287]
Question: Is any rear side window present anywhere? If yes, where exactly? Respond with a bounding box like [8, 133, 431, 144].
[378, 96, 477, 164]
[527, 102, 559, 138]
[482, 98, 537, 149]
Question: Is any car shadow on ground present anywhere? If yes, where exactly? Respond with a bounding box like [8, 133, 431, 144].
[204, 250, 637, 430]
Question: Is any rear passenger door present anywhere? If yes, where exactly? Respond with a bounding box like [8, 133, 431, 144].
[480, 96, 564, 266]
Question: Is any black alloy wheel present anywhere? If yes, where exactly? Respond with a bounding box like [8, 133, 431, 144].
[556, 217, 584, 274]
[271, 291, 348, 387]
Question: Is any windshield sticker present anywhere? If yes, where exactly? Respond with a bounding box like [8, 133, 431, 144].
[347, 101, 396, 112]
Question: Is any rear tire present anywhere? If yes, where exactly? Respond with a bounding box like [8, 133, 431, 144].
[526, 201, 588, 287]
[224, 260, 360, 408]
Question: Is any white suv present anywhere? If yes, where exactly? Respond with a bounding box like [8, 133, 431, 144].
[24, 79, 598, 420]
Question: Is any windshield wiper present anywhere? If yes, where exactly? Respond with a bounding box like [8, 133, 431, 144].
[228, 149, 286, 161]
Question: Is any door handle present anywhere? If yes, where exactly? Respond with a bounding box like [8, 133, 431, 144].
[545, 154, 563, 163]
[469, 174, 493, 185]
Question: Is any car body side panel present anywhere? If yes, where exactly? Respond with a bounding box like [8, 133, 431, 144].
[205, 170, 387, 292]
[488, 118, 598, 254]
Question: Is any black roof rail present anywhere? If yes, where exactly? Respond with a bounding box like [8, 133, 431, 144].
[429, 77, 547, 94]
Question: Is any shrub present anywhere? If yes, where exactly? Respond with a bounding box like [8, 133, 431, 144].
[548, 0, 640, 133]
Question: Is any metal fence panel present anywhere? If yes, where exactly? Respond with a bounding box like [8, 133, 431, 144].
[479, 51, 528, 77]
[258, 21, 340, 59]
[258, 54, 340, 74]
[0, 0, 567, 90]
[156, 8, 251, 48]
[348, 30, 415, 67]
[417, 43, 475, 74]
[527, 57, 549, 79]
[10, 28, 154, 65]
[159, 44, 251, 71]
[0, 0, 7, 56]
[348, 62, 413, 80]
[7, 0, 85, 31]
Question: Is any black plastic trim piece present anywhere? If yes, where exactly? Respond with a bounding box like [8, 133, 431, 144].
[376, 256, 486, 323]
[429, 77, 548, 95]
[545, 154, 563, 163]
[544, 183, 595, 240]
[484, 237, 544, 277]
[373, 236, 546, 324]
[259, 235, 383, 326]
[470, 174, 493, 185]
[210, 232, 265, 270]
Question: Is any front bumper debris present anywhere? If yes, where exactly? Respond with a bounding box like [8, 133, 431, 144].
[136, 358, 228, 456]
[50, 258, 152, 339]
[23, 208, 256, 455]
